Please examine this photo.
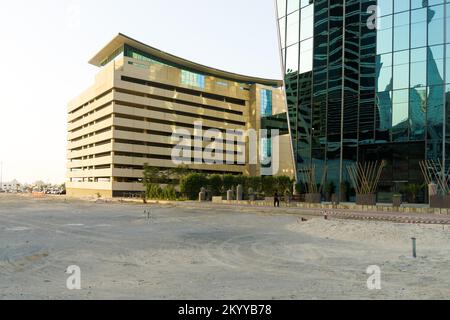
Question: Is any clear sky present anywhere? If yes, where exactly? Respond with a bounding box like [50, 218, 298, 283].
[0, 0, 282, 184]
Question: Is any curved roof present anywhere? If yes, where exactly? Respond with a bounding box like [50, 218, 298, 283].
[89, 33, 283, 87]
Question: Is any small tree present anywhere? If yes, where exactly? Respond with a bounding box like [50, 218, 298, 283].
[401, 184, 423, 203]
[169, 165, 190, 185]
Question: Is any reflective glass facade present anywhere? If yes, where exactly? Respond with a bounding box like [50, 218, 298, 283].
[261, 89, 274, 117]
[277, 0, 450, 196]
[181, 70, 206, 88]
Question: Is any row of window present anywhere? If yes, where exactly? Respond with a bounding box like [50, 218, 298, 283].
[377, 0, 450, 18]
[124, 45, 249, 91]
[377, 44, 450, 92]
[377, 3, 450, 55]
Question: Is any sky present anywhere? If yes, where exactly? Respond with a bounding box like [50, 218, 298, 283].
[0, 0, 282, 184]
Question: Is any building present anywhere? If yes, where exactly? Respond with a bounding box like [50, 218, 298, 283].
[67, 34, 295, 198]
[1, 180, 19, 193]
[276, 0, 450, 199]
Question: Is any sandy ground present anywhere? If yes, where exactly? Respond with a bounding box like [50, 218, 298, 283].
[0, 194, 449, 300]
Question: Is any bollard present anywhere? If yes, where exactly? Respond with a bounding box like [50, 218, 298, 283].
[412, 237, 417, 258]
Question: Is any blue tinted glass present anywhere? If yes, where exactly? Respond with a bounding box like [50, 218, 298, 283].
[394, 12, 410, 51]
[428, 4, 445, 46]
[411, 8, 427, 48]
[261, 90, 273, 117]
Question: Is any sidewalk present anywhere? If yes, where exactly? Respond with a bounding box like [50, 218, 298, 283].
[148, 201, 450, 225]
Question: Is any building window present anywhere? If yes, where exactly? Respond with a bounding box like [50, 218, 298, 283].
[261, 89, 273, 117]
[181, 70, 205, 89]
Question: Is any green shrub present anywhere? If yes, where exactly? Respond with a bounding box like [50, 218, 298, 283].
[208, 175, 223, 196]
[180, 173, 208, 200]
[146, 184, 163, 199]
[247, 176, 262, 194]
[162, 185, 177, 200]
[276, 176, 293, 194]
[295, 182, 306, 194]
[261, 176, 276, 196]
[323, 181, 336, 194]
[223, 174, 236, 192]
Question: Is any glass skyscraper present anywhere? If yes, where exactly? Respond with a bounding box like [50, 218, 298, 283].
[276, 0, 450, 198]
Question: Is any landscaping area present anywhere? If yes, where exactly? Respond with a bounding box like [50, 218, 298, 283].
[142, 165, 294, 201]
[141, 165, 428, 208]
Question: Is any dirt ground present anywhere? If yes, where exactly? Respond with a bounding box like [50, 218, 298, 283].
[0, 194, 449, 300]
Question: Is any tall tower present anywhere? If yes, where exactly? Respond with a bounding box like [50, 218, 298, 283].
[276, 0, 450, 197]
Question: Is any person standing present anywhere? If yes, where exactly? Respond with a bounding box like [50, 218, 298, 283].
[274, 192, 280, 208]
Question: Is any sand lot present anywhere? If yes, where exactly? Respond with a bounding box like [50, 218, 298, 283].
[0, 194, 449, 300]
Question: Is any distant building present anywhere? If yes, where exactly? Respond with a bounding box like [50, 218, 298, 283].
[1, 180, 19, 193]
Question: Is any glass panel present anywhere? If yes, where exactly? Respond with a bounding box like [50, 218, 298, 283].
[411, 8, 428, 48]
[261, 90, 273, 118]
[428, 4, 445, 46]
[299, 38, 313, 74]
[393, 50, 410, 90]
[277, 0, 287, 17]
[410, 87, 427, 140]
[428, 45, 445, 86]
[376, 53, 393, 92]
[410, 47, 427, 88]
[287, 0, 299, 14]
[378, 0, 393, 17]
[393, 12, 410, 52]
[392, 89, 409, 126]
[285, 43, 299, 74]
[300, 4, 314, 41]
[392, 89, 409, 141]
[181, 70, 205, 88]
[377, 15, 393, 54]
[394, 0, 410, 13]
[286, 11, 300, 46]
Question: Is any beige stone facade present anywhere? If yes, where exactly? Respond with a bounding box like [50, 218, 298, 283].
[67, 34, 295, 197]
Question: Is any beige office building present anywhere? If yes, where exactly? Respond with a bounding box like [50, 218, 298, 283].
[67, 34, 295, 197]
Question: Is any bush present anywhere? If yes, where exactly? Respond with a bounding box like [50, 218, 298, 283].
[247, 176, 262, 194]
[323, 181, 336, 194]
[276, 176, 293, 194]
[261, 176, 276, 196]
[162, 185, 177, 200]
[146, 184, 163, 199]
[295, 182, 306, 194]
[208, 175, 223, 196]
[223, 174, 236, 192]
[180, 173, 208, 200]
